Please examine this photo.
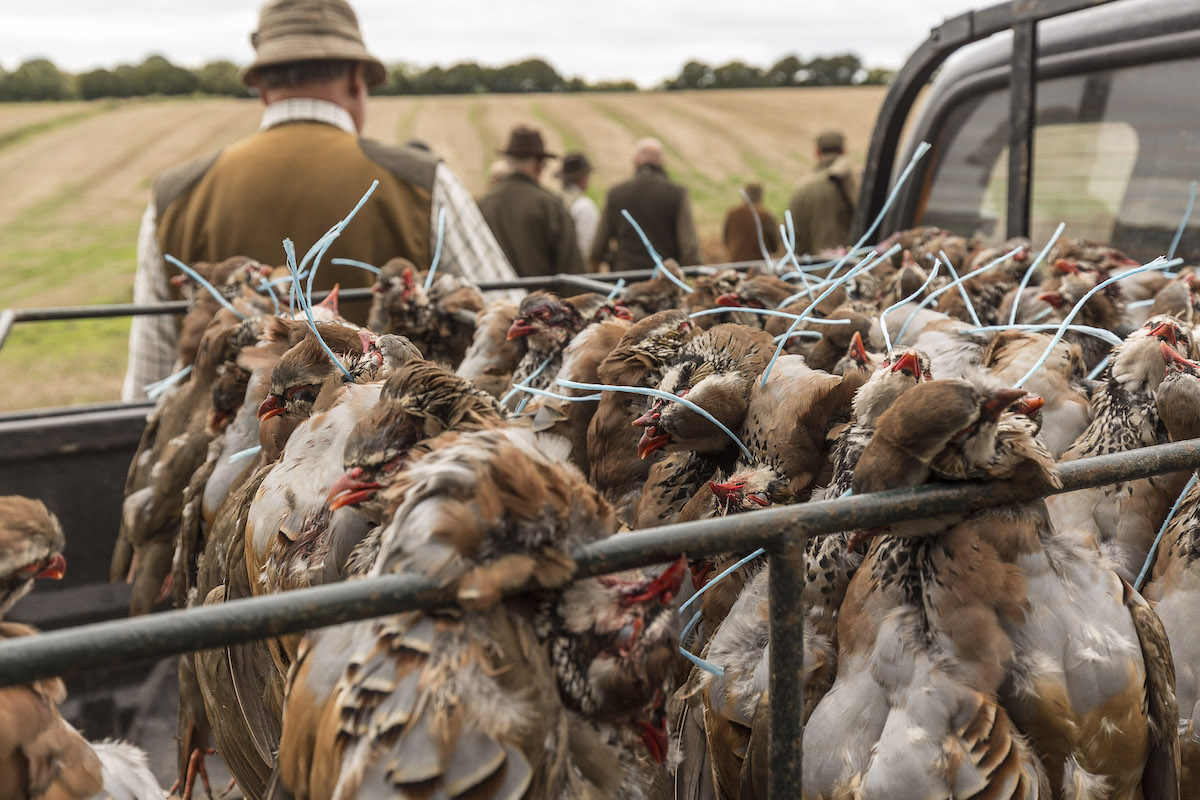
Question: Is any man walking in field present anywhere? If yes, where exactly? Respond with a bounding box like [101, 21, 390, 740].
[478, 126, 586, 277]
[558, 152, 600, 261]
[786, 128, 861, 256]
[590, 138, 702, 272]
[122, 0, 514, 400]
[722, 182, 780, 262]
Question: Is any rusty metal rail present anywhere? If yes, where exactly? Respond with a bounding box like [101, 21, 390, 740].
[0, 437, 1197, 795]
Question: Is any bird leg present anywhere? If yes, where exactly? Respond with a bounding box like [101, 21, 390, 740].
[169, 747, 216, 800]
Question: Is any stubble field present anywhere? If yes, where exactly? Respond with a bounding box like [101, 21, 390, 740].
[0, 87, 886, 411]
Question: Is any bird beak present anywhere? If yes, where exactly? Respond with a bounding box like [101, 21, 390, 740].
[506, 319, 536, 339]
[849, 331, 869, 365]
[613, 302, 634, 321]
[622, 556, 687, 605]
[981, 388, 1029, 422]
[639, 718, 669, 764]
[631, 406, 662, 428]
[1161, 340, 1199, 373]
[715, 293, 743, 307]
[1148, 320, 1178, 346]
[1012, 395, 1045, 417]
[1038, 292, 1063, 308]
[35, 553, 66, 580]
[257, 394, 286, 421]
[317, 284, 340, 314]
[1054, 259, 1081, 275]
[890, 351, 921, 378]
[637, 426, 672, 459]
[708, 480, 745, 501]
[327, 468, 382, 510]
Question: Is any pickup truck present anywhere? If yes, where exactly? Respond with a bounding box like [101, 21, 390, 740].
[1, 0, 1196, 744]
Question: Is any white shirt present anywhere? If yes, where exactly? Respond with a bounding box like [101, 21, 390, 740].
[122, 99, 517, 401]
[563, 184, 600, 261]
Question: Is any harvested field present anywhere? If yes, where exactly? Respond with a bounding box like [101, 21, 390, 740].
[0, 87, 886, 411]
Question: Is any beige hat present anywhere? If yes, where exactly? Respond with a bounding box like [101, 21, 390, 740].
[240, 0, 388, 89]
[816, 128, 846, 153]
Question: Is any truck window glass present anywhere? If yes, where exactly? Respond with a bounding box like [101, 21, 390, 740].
[919, 56, 1200, 262]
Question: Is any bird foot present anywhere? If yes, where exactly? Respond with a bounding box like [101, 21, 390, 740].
[169, 747, 216, 800]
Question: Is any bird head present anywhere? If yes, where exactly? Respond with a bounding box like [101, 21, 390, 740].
[0, 497, 66, 618]
[632, 361, 739, 457]
[1107, 315, 1194, 391]
[621, 261, 687, 320]
[1038, 269, 1124, 327]
[346, 332, 422, 383]
[258, 325, 364, 422]
[834, 330, 880, 376]
[851, 347, 932, 425]
[207, 364, 252, 436]
[709, 464, 782, 514]
[609, 309, 696, 373]
[1156, 342, 1200, 443]
[506, 292, 584, 347]
[368, 258, 435, 335]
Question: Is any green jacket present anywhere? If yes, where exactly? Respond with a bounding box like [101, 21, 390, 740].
[786, 155, 861, 256]
[591, 164, 702, 271]
[478, 172, 585, 277]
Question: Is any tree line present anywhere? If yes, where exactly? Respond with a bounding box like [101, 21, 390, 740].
[0, 53, 894, 102]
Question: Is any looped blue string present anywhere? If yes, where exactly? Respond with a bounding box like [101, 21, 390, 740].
[678, 610, 724, 676]
[143, 365, 193, 399]
[621, 209, 694, 294]
[1009, 222, 1066, 325]
[1169, 181, 1197, 260]
[302, 180, 380, 308]
[739, 188, 773, 273]
[330, 258, 382, 275]
[1013, 257, 1182, 388]
[500, 354, 555, 405]
[164, 255, 247, 320]
[284, 238, 355, 382]
[1136, 473, 1197, 590]
[680, 548, 766, 614]
[606, 278, 626, 301]
[557, 379, 753, 461]
[424, 207, 447, 291]
[964, 324, 1123, 347]
[938, 250, 981, 328]
[228, 445, 263, 463]
[776, 210, 813, 300]
[880, 261, 940, 352]
[893, 245, 1024, 346]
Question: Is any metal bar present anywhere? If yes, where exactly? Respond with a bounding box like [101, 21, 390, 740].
[767, 538, 806, 798]
[1007, 19, 1039, 238]
[854, 0, 1117, 239]
[0, 310, 13, 351]
[0, 438, 1197, 687]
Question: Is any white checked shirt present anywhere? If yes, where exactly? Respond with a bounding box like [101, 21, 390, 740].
[122, 99, 517, 401]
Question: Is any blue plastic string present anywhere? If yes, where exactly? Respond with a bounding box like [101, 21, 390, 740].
[302, 180, 380, 307]
[938, 250, 982, 328]
[1136, 473, 1197, 590]
[500, 354, 555, 405]
[880, 261, 941, 352]
[606, 278, 626, 301]
[284, 238, 356, 382]
[514, 395, 531, 415]
[557, 379, 754, 461]
[228, 445, 263, 463]
[1169, 181, 1197, 260]
[1087, 355, 1110, 380]
[739, 188, 773, 272]
[1127, 298, 1157, 309]
[1009, 222, 1066, 325]
[258, 277, 281, 316]
[689, 307, 852, 323]
[764, 244, 900, 385]
[164, 255, 247, 320]
[777, 211, 814, 300]
[680, 547, 766, 614]
[772, 330, 823, 342]
[507, 384, 602, 402]
[621, 209, 694, 294]
[1030, 307, 1053, 322]
[424, 207, 447, 291]
[330, 258, 382, 275]
[1013, 257, 1182, 388]
[964, 324, 1122, 347]
[893, 245, 1023, 346]
[143, 364, 193, 399]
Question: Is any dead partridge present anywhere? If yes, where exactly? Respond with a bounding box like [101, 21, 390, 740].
[503, 291, 589, 403]
[1142, 344, 1200, 798]
[367, 257, 483, 366]
[455, 297, 526, 399]
[278, 427, 628, 800]
[805, 380, 1050, 799]
[1048, 315, 1195, 580]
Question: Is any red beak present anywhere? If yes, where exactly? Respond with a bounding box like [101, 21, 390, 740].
[639, 719, 669, 763]
[1012, 395, 1045, 417]
[715, 293, 743, 307]
[637, 426, 672, 459]
[257, 394, 286, 421]
[622, 556, 687, 605]
[709, 480, 745, 501]
[506, 319, 535, 340]
[327, 467, 382, 510]
[1038, 292, 1064, 309]
[1162, 340, 1199, 372]
[890, 350, 921, 378]
[1054, 259, 1081, 275]
[35, 553, 66, 580]
[631, 407, 661, 428]
[849, 331, 869, 365]
[981, 388, 1029, 422]
[1149, 320, 1178, 346]
[613, 302, 634, 321]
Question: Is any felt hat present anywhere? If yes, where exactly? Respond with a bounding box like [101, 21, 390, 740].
[557, 151, 594, 179]
[816, 128, 846, 153]
[498, 126, 556, 159]
[241, 0, 387, 88]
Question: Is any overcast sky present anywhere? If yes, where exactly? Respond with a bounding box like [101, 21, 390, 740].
[2, 0, 977, 86]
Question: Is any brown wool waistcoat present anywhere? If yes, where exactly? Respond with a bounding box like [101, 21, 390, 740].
[155, 122, 436, 323]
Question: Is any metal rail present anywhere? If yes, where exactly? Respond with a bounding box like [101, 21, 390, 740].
[0, 437, 1197, 796]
